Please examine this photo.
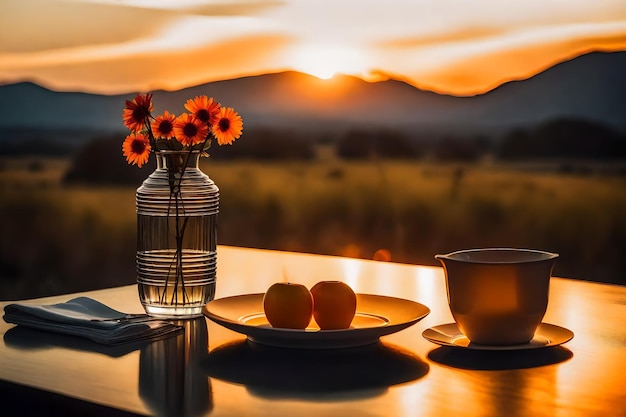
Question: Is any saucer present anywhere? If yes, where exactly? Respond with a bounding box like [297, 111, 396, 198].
[422, 323, 574, 350]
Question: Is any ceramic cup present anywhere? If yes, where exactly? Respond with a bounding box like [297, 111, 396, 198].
[435, 248, 559, 345]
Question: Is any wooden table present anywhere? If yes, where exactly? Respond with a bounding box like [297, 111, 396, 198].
[1, 246, 625, 417]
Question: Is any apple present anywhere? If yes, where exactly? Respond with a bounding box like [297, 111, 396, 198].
[263, 282, 314, 329]
[310, 281, 357, 330]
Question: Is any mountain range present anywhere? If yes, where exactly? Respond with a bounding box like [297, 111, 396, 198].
[0, 51, 625, 139]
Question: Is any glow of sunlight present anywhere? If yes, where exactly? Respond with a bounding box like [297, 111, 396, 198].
[341, 258, 363, 290]
[412, 267, 439, 304]
[551, 281, 625, 408]
[288, 44, 368, 80]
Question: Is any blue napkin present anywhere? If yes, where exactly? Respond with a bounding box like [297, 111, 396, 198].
[3, 297, 182, 345]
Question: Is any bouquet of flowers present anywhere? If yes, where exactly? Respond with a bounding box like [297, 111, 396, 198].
[122, 93, 243, 166]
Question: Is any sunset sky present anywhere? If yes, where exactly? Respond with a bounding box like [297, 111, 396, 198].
[1, 0, 625, 96]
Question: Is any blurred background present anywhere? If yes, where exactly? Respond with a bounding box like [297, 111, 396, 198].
[1, 0, 625, 300]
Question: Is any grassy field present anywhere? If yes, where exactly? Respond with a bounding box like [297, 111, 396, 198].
[1, 156, 625, 300]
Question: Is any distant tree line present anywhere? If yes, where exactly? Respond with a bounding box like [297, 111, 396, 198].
[335, 118, 626, 162]
[336, 129, 423, 159]
[3, 117, 625, 184]
[208, 127, 315, 160]
[497, 118, 626, 160]
[0, 127, 105, 156]
[63, 135, 155, 185]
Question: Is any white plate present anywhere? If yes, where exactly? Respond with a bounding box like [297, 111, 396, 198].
[422, 323, 574, 350]
[203, 293, 430, 349]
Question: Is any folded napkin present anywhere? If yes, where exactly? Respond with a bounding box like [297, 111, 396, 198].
[3, 297, 183, 345]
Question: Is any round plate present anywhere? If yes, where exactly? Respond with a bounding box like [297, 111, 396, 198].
[422, 323, 574, 350]
[203, 293, 430, 349]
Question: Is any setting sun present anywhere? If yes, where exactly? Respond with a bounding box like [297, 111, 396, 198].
[312, 69, 336, 80]
[288, 44, 367, 80]
[298, 61, 336, 80]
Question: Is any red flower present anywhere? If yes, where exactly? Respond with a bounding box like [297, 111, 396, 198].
[123, 93, 153, 132]
[122, 132, 151, 167]
[151, 111, 176, 139]
[184, 96, 221, 126]
[174, 113, 209, 146]
[212, 107, 243, 145]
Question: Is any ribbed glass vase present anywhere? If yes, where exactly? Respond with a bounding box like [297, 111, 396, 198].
[136, 150, 219, 318]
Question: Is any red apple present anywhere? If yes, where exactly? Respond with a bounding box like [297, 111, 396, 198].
[263, 282, 313, 329]
[310, 281, 357, 330]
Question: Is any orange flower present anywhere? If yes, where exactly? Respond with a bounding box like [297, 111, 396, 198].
[174, 113, 209, 146]
[123, 93, 153, 132]
[122, 132, 151, 167]
[212, 107, 243, 145]
[184, 96, 221, 126]
[151, 111, 176, 139]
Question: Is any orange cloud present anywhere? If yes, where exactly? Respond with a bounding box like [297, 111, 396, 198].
[3, 34, 292, 94]
[408, 32, 626, 96]
[377, 26, 508, 49]
[1, 0, 174, 53]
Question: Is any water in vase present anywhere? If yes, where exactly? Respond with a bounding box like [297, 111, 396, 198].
[137, 213, 217, 318]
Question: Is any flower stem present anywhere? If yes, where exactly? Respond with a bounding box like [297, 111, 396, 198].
[164, 151, 195, 306]
[157, 130, 211, 307]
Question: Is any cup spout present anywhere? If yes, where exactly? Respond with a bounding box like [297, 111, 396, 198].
[434, 253, 449, 267]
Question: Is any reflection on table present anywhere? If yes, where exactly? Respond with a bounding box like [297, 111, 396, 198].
[139, 318, 212, 417]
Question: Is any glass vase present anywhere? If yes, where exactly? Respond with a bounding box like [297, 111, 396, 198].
[136, 150, 219, 318]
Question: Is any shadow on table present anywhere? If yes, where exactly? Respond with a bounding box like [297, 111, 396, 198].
[3, 326, 150, 357]
[201, 339, 429, 400]
[427, 346, 573, 370]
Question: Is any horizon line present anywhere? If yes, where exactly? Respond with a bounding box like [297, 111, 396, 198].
[1, 49, 623, 98]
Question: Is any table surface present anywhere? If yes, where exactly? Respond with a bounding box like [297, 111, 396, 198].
[1, 245, 625, 417]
